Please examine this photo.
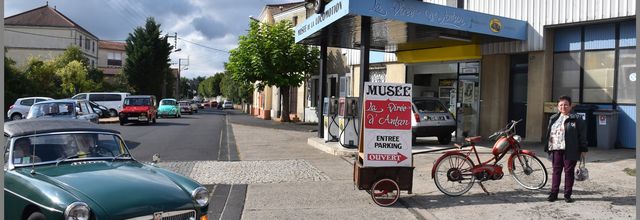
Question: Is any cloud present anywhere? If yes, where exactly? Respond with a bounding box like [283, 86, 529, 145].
[192, 16, 227, 40]
[5, 0, 302, 79]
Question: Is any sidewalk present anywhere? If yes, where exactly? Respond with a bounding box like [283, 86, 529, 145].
[230, 112, 636, 219]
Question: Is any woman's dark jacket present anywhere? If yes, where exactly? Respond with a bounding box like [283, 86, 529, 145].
[543, 112, 588, 161]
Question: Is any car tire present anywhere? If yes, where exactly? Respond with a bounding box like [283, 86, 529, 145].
[11, 113, 22, 121]
[27, 212, 46, 220]
[120, 120, 126, 126]
[411, 135, 417, 145]
[438, 134, 452, 145]
[108, 109, 118, 117]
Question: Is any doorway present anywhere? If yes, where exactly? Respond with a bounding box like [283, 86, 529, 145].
[508, 54, 528, 137]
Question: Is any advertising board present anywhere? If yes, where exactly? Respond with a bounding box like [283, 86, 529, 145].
[362, 82, 412, 167]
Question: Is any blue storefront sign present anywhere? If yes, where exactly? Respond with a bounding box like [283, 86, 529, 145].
[295, 0, 527, 44]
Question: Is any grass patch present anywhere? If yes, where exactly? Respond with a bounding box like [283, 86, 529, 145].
[623, 168, 636, 176]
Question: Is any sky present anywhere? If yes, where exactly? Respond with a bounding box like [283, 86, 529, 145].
[5, 0, 301, 79]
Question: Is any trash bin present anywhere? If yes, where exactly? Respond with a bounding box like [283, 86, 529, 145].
[573, 104, 598, 146]
[593, 109, 619, 149]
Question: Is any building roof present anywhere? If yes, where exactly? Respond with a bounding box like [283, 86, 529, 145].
[99, 40, 126, 51]
[4, 5, 98, 39]
[258, 1, 306, 22]
[98, 67, 121, 76]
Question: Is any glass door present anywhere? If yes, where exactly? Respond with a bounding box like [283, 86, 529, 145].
[457, 74, 480, 137]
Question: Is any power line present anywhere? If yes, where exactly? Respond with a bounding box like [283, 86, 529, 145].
[178, 37, 230, 53]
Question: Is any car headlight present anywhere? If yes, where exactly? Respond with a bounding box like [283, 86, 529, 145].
[192, 187, 209, 207]
[513, 135, 522, 143]
[65, 202, 90, 220]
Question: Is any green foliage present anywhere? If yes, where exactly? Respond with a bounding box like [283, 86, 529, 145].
[56, 60, 96, 97]
[4, 57, 31, 110]
[226, 20, 319, 121]
[220, 71, 253, 104]
[22, 57, 61, 98]
[53, 46, 89, 68]
[87, 68, 104, 84]
[124, 17, 173, 99]
[197, 73, 224, 99]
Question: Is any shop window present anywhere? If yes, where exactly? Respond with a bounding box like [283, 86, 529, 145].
[619, 21, 636, 47]
[582, 50, 615, 103]
[554, 27, 581, 52]
[584, 23, 615, 50]
[617, 49, 636, 104]
[552, 52, 581, 100]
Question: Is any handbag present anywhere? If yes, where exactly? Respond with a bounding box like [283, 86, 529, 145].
[575, 155, 589, 181]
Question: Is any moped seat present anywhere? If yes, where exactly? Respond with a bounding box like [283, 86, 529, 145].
[465, 136, 482, 143]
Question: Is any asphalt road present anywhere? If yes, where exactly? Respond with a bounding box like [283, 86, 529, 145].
[103, 108, 230, 162]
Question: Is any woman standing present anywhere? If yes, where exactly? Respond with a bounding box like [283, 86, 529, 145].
[543, 95, 588, 203]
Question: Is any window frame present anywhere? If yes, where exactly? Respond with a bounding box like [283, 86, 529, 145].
[552, 20, 636, 106]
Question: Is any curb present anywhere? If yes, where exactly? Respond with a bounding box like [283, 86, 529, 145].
[98, 117, 120, 124]
[307, 137, 357, 157]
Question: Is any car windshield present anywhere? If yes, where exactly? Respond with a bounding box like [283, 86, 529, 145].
[161, 100, 176, 105]
[124, 98, 151, 106]
[9, 132, 130, 167]
[27, 102, 75, 118]
[413, 100, 448, 113]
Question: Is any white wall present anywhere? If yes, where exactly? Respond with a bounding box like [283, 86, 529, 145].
[5, 26, 98, 67]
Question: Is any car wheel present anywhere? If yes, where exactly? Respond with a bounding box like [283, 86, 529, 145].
[438, 134, 452, 145]
[120, 120, 126, 126]
[411, 135, 417, 145]
[27, 212, 46, 220]
[109, 109, 118, 117]
[11, 113, 22, 121]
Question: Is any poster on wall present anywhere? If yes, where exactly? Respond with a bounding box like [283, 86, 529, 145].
[362, 82, 413, 167]
[463, 81, 474, 104]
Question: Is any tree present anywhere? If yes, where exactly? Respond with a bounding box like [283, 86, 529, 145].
[124, 17, 173, 99]
[53, 46, 89, 68]
[23, 57, 61, 98]
[56, 60, 96, 97]
[220, 71, 253, 104]
[227, 20, 319, 122]
[4, 57, 30, 110]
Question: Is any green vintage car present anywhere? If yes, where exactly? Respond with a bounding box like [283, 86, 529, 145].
[157, 98, 181, 118]
[4, 119, 209, 220]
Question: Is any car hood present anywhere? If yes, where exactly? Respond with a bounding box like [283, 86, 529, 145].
[28, 161, 195, 219]
[122, 106, 151, 113]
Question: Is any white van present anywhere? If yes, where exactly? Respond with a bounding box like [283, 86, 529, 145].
[72, 92, 130, 117]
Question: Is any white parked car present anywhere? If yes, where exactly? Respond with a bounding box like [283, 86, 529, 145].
[71, 92, 130, 117]
[7, 97, 53, 121]
[222, 100, 234, 109]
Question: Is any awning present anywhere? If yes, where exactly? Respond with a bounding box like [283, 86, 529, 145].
[295, 0, 528, 52]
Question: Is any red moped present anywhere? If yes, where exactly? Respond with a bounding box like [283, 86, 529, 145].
[431, 120, 548, 196]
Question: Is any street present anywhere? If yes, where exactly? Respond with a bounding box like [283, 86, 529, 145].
[104, 108, 234, 162]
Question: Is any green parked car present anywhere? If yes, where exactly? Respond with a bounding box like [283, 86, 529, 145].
[4, 119, 209, 220]
[158, 98, 181, 118]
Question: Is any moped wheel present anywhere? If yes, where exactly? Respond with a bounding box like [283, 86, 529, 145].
[509, 154, 548, 190]
[370, 178, 400, 207]
[433, 154, 475, 196]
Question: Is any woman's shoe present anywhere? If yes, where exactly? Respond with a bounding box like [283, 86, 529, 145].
[564, 197, 575, 203]
[547, 194, 558, 202]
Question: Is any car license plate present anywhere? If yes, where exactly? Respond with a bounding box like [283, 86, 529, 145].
[138, 116, 147, 120]
[128, 117, 137, 120]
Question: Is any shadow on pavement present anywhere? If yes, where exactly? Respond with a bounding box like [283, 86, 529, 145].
[225, 110, 318, 133]
[403, 189, 635, 209]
